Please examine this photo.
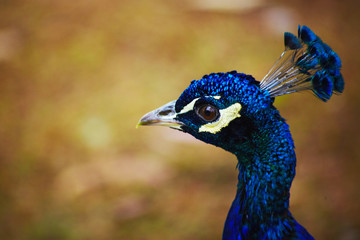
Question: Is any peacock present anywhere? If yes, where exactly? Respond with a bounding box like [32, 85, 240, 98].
[138, 26, 344, 240]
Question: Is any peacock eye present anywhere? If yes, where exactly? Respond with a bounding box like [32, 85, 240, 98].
[196, 104, 220, 122]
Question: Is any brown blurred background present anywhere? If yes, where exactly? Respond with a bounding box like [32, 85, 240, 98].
[0, 0, 359, 239]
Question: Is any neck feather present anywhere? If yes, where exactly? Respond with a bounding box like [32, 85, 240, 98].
[223, 112, 302, 239]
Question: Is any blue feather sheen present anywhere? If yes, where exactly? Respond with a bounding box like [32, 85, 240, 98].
[334, 74, 345, 93]
[169, 26, 343, 240]
[284, 32, 302, 50]
[260, 25, 344, 101]
[299, 25, 318, 44]
[139, 25, 345, 240]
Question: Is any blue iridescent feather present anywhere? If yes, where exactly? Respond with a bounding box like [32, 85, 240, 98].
[139, 25, 344, 240]
[260, 25, 344, 102]
[175, 71, 313, 239]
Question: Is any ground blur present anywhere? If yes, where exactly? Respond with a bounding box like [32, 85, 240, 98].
[0, 0, 359, 239]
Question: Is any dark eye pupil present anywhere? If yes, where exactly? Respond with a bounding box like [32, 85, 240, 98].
[198, 104, 219, 121]
[203, 106, 214, 116]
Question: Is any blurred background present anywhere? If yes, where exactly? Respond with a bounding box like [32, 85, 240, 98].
[0, 0, 359, 239]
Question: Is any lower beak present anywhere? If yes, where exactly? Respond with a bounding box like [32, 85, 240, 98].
[137, 100, 184, 129]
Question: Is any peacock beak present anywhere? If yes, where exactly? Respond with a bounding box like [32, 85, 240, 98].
[137, 100, 184, 129]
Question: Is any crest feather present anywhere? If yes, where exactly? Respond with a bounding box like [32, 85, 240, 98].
[260, 25, 344, 102]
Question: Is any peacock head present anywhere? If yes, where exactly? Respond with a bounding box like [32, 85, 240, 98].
[138, 71, 274, 153]
[138, 25, 344, 154]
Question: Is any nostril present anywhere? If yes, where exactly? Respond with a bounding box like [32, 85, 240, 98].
[159, 110, 173, 116]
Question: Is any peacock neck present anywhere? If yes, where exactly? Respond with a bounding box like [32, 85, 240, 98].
[223, 111, 300, 239]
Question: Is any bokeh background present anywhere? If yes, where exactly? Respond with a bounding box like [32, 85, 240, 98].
[1, 0, 359, 239]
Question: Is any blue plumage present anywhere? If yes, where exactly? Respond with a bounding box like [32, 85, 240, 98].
[261, 25, 344, 102]
[138, 26, 344, 239]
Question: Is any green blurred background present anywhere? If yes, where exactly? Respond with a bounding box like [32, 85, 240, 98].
[0, 0, 359, 239]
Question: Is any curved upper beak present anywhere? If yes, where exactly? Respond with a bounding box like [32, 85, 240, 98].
[137, 100, 184, 129]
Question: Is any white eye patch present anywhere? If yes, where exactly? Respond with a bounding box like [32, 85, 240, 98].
[199, 103, 241, 134]
[178, 98, 200, 115]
